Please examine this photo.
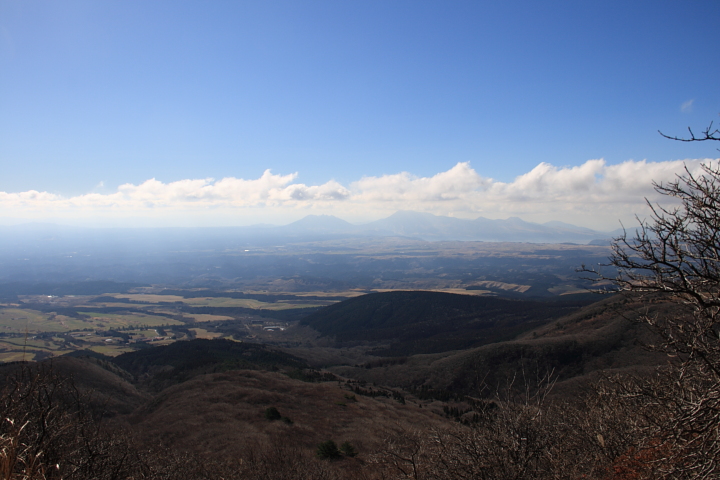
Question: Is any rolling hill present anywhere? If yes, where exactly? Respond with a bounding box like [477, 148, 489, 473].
[300, 290, 595, 355]
[322, 293, 668, 398]
[112, 338, 311, 390]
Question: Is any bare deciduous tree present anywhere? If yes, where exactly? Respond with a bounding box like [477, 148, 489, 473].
[583, 120, 720, 477]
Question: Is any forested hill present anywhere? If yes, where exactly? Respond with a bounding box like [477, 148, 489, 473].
[112, 339, 310, 390]
[300, 291, 594, 356]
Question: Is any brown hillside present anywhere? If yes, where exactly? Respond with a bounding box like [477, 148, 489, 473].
[0, 356, 149, 416]
[127, 369, 447, 458]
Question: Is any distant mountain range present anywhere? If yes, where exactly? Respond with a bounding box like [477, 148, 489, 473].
[273, 210, 627, 244]
[0, 210, 632, 248]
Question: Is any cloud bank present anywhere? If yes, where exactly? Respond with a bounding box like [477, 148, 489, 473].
[1, 159, 715, 230]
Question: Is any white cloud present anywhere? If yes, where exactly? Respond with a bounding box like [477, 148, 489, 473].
[351, 162, 490, 203]
[0, 159, 716, 230]
[681, 99, 694, 113]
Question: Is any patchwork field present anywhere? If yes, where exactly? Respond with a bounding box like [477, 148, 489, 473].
[0, 288, 341, 362]
[0, 308, 66, 333]
[109, 293, 330, 309]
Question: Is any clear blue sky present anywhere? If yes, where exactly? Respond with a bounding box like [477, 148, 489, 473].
[1, 1, 719, 228]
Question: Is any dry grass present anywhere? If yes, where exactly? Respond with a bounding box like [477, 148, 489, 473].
[0, 341, 695, 480]
[107, 293, 326, 310]
[187, 327, 223, 339]
[77, 311, 184, 328]
[129, 369, 446, 458]
[370, 288, 491, 296]
[108, 293, 187, 303]
[183, 313, 235, 322]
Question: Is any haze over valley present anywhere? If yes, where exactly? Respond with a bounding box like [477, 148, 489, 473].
[0, 210, 617, 289]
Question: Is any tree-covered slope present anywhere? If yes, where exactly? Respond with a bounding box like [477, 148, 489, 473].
[112, 338, 309, 390]
[300, 291, 593, 355]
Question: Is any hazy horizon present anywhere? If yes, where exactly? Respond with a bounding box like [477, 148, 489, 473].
[0, 209, 626, 233]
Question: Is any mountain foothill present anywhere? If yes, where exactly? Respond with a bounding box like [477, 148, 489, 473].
[0, 284, 676, 479]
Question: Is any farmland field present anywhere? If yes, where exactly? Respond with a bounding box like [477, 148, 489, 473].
[0, 288, 339, 362]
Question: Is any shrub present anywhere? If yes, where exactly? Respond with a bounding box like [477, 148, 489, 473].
[264, 407, 281, 421]
[316, 440, 341, 459]
[340, 441, 357, 457]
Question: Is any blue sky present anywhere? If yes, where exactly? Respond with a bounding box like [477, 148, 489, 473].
[1, 1, 719, 229]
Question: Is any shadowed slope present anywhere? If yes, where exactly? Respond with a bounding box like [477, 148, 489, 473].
[301, 290, 593, 355]
[112, 338, 310, 391]
[324, 294, 667, 398]
[0, 356, 149, 416]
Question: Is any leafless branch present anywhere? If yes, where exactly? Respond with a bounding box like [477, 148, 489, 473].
[659, 120, 720, 143]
